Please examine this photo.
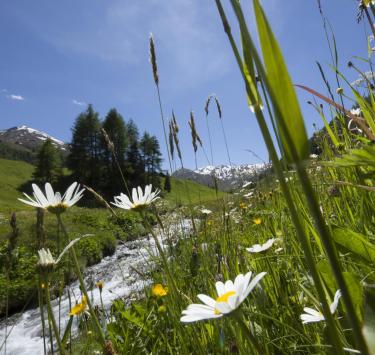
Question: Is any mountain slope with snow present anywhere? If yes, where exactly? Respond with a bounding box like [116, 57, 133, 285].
[172, 164, 271, 191]
[0, 125, 68, 152]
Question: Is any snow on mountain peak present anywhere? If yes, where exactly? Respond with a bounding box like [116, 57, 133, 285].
[15, 125, 65, 146]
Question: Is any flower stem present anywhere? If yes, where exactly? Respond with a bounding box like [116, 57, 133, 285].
[140, 211, 179, 300]
[44, 274, 65, 354]
[232, 311, 263, 354]
[57, 214, 106, 348]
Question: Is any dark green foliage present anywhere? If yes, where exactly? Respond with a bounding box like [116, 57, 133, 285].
[140, 132, 162, 187]
[125, 119, 145, 188]
[67, 105, 103, 188]
[0, 244, 38, 316]
[0, 141, 36, 163]
[67, 108, 161, 203]
[33, 138, 62, 184]
[164, 172, 171, 192]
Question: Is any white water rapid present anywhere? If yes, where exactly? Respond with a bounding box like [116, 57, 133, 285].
[0, 219, 191, 354]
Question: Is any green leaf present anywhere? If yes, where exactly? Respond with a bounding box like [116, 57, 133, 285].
[332, 227, 375, 263]
[62, 316, 74, 347]
[327, 144, 375, 170]
[363, 288, 375, 352]
[317, 260, 336, 293]
[317, 262, 363, 321]
[343, 272, 363, 323]
[253, 0, 309, 163]
[240, 32, 263, 111]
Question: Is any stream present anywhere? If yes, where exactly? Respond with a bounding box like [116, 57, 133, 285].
[0, 218, 191, 354]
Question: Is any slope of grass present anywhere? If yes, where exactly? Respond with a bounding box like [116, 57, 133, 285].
[163, 177, 226, 206]
[0, 158, 34, 213]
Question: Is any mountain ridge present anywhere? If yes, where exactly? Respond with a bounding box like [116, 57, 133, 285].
[172, 163, 271, 191]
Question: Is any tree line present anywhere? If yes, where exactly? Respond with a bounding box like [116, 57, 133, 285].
[33, 105, 165, 202]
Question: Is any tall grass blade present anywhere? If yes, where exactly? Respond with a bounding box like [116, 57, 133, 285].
[253, 0, 309, 163]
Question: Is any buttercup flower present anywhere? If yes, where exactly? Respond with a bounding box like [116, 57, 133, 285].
[180, 271, 267, 323]
[111, 184, 160, 210]
[253, 218, 262, 225]
[246, 238, 279, 253]
[300, 289, 342, 324]
[19, 182, 84, 214]
[69, 296, 88, 316]
[152, 284, 168, 297]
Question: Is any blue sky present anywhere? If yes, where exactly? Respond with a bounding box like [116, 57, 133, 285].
[0, 1, 371, 169]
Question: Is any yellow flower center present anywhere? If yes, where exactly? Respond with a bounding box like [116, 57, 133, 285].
[214, 291, 236, 314]
[47, 203, 68, 215]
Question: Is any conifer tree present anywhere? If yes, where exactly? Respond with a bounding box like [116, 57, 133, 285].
[125, 120, 144, 187]
[101, 108, 128, 197]
[164, 172, 171, 193]
[33, 138, 62, 184]
[140, 132, 162, 187]
[67, 105, 102, 187]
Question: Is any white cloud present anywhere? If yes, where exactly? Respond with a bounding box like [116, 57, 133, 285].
[72, 99, 86, 106]
[6, 94, 24, 101]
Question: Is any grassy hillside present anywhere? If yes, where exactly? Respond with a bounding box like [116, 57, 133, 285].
[163, 177, 225, 206]
[0, 158, 34, 212]
[0, 158, 223, 213]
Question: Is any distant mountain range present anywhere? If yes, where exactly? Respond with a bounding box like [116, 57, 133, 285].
[0, 126, 68, 163]
[172, 164, 271, 191]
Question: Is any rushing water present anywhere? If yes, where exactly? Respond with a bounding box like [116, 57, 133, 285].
[0, 219, 191, 354]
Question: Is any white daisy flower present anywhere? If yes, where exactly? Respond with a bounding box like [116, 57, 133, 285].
[200, 208, 212, 215]
[37, 235, 91, 270]
[180, 271, 267, 323]
[309, 154, 318, 159]
[300, 289, 342, 324]
[111, 184, 160, 210]
[243, 191, 254, 198]
[19, 182, 84, 214]
[38, 248, 56, 267]
[350, 108, 361, 116]
[246, 238, 279, 253]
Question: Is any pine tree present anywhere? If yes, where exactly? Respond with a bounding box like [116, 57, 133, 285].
[67, 105, 102, 187]
[33, 138, 62, 184]
[125, 120, 144, 187]
[140, 132, 162, 187]
[101, 108, 128, 197]
[164, 172, 171, 193]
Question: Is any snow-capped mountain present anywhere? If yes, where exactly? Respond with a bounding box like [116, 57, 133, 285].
[173, 164, 271, 191]
[0, 125, 67, 152]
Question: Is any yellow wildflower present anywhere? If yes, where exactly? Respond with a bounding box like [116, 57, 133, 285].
[239, 202, 247, 210]
[69, 296, 88, 316]
[253, 218, 262, 225]
[152, 284, 168, 297]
